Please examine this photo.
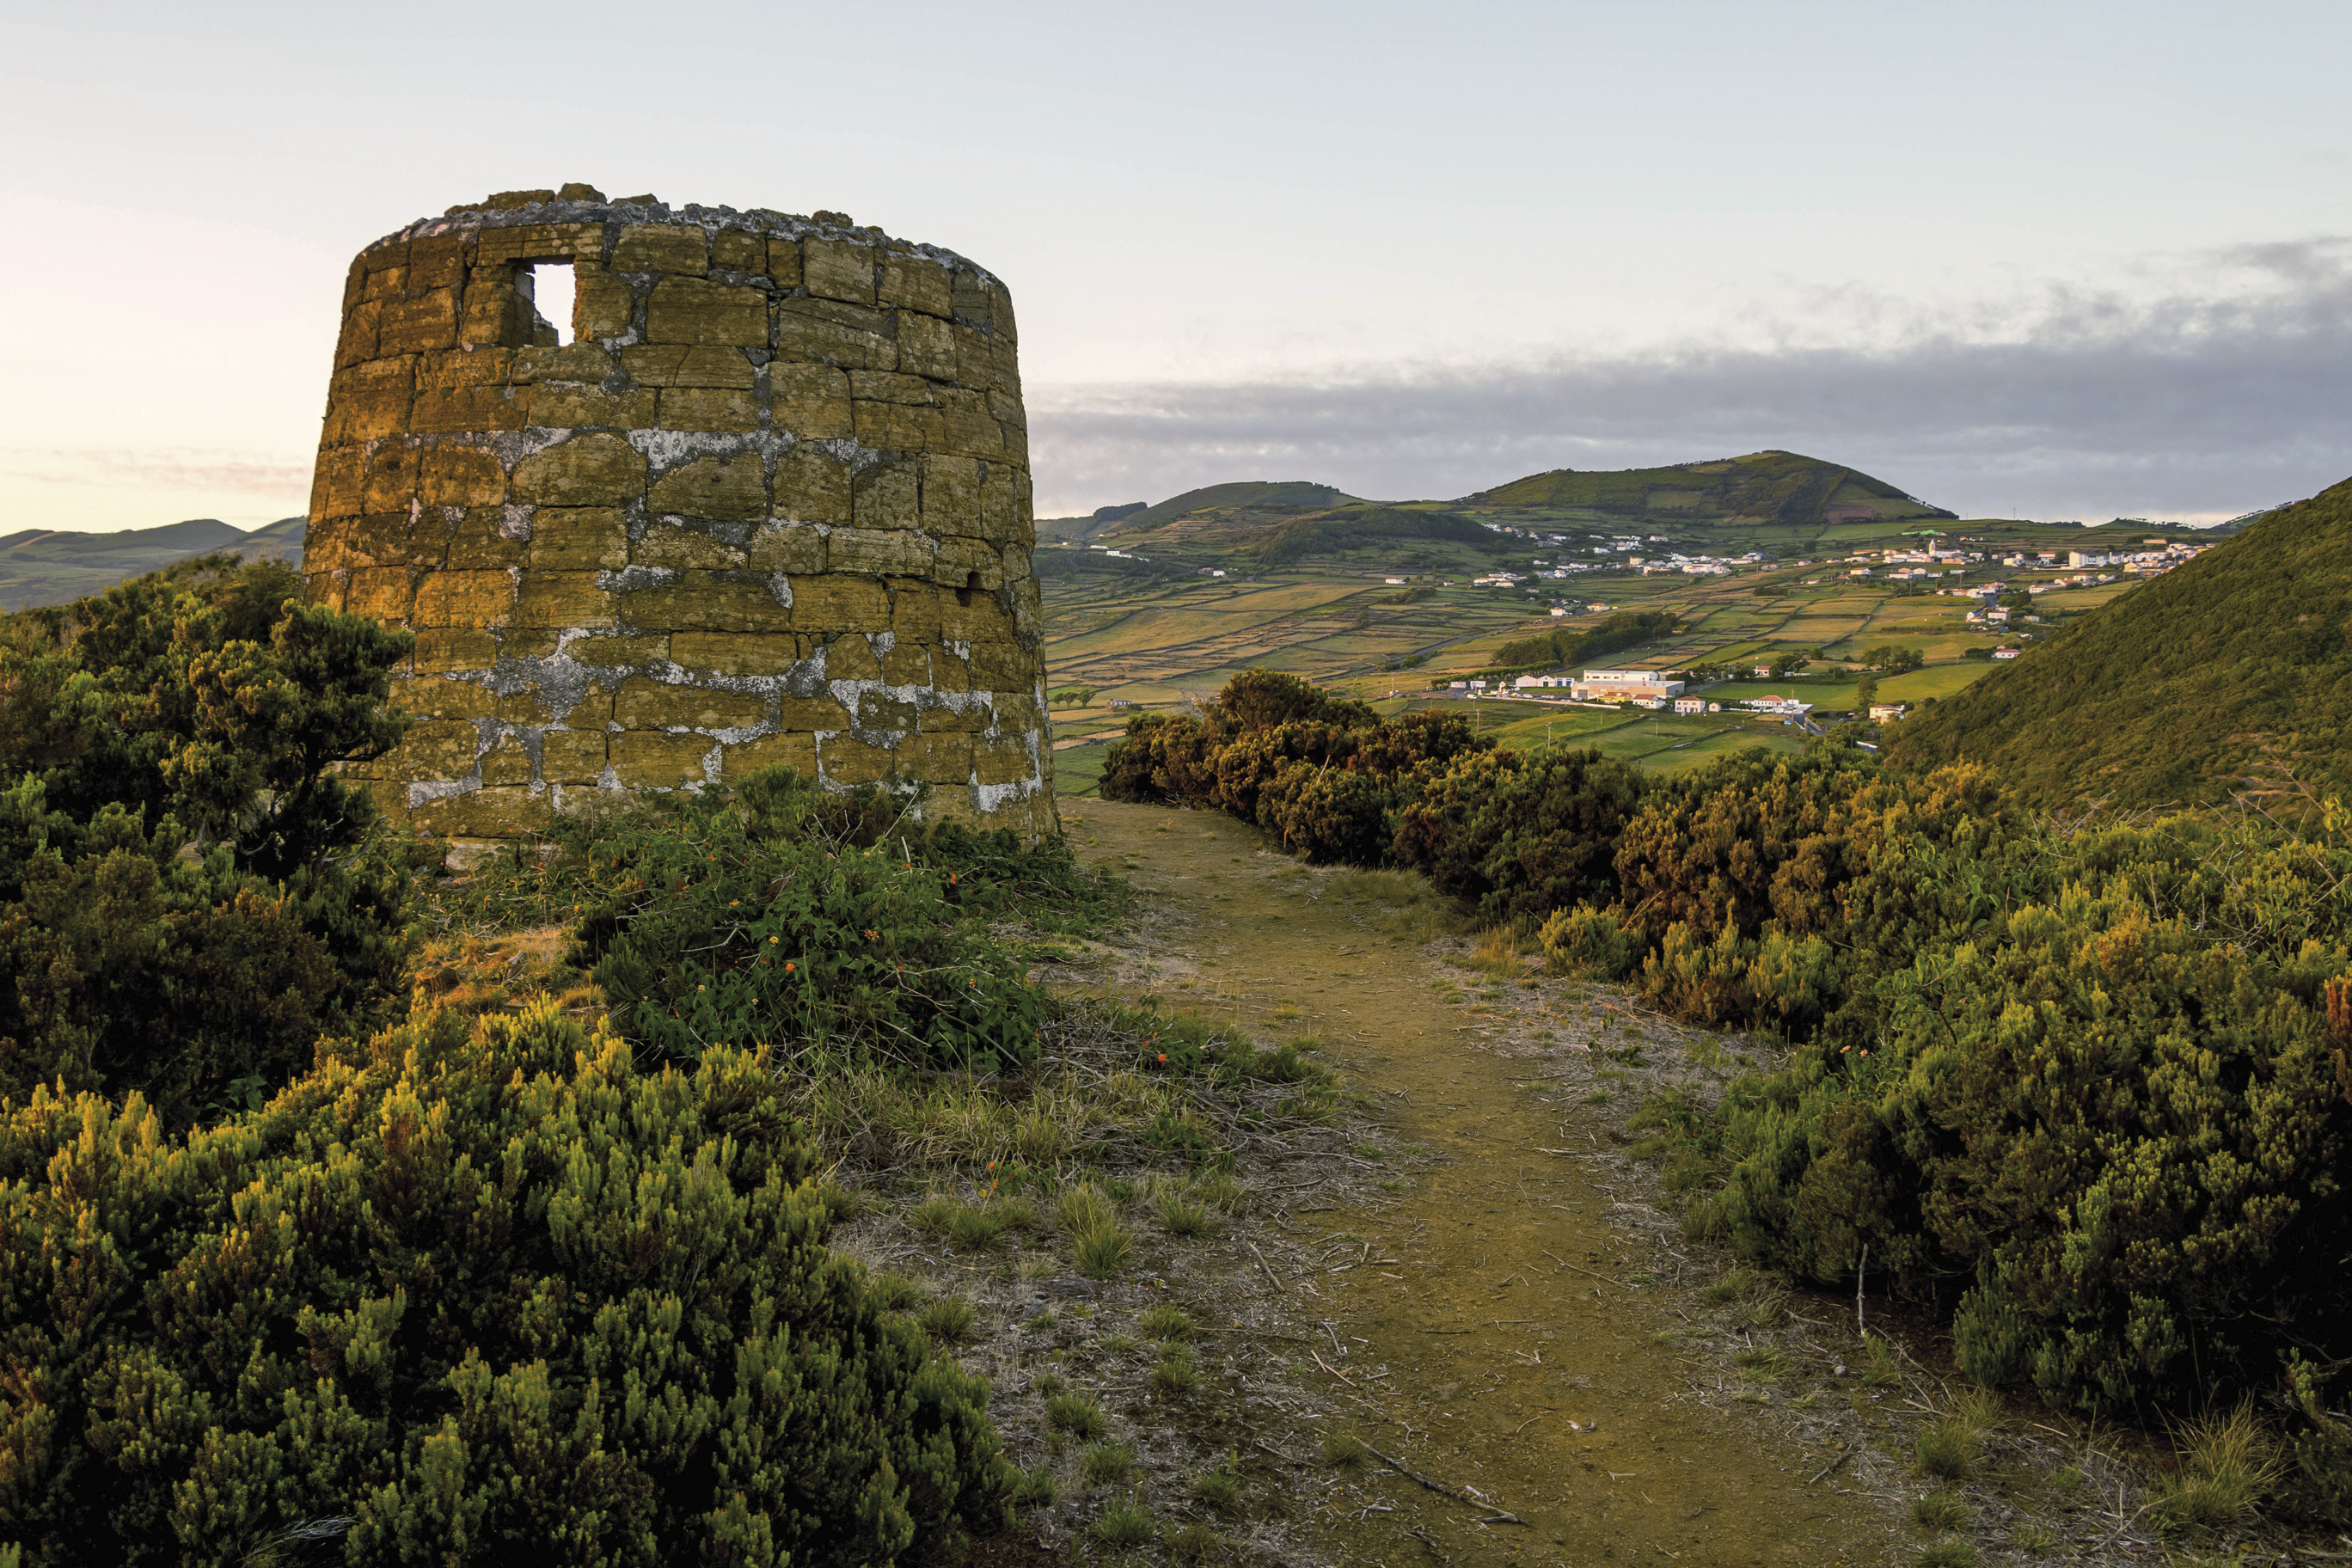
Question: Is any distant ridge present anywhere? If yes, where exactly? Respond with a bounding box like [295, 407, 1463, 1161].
[1, 518, 305, 611]
[1886, 475, 2352, 809]
[1465, 450, 1956, 528]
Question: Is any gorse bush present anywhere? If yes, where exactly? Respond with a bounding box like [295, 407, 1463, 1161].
[0, 556, 416, 1122]
[0, 996, 1012, 1565]
[565, 769, 1056, 1071]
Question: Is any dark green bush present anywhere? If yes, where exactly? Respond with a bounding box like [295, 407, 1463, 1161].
[0, 557, 416, 1119]
[0, 997, 1012, 1565]
[1390, 745, 1646, 922]
[563, 770, 1053, 1071]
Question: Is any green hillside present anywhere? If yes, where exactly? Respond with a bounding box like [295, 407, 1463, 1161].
[1886, 476, 2352, 809]
[1468, 450, 1954, 528]
[1, 518, 305, 610]
[1122, 480, 1359, 530]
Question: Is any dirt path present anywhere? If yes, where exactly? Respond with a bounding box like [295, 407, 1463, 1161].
[1061, 799, 1906, 1566]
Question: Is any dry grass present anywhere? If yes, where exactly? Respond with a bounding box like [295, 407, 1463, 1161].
[2152, 1401, 2282, 1534]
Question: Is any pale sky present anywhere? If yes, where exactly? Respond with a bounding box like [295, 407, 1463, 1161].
[5, 0, 2348, 530]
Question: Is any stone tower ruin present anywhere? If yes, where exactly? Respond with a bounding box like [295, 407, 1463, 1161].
[301, 185, 1055, 846]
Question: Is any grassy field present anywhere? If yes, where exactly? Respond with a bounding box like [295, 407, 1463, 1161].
[1038, 492, 2195, 799]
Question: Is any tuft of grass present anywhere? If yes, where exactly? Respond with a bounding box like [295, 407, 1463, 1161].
[1057, 1184, 1118, 1235]
[1469, 923, 1532, 980]
[1168, 1522, 1222, 1563]
[2012, 1522, 2056, 1555]
[1009, 1466, 1058, 1510]
[1914, 1419, 1976, 1481]
[1091, 1498, 1155, 1547]
[1080, 1442, 1136, 1485]
[1045, 1392, 1106, 1439]
[1190, 1455, 1242, 1514]
[918, 1295, 977, 1345]
[1321, 1432, 1373, 1473]
[1073, 1220, 1136, 1279]
[1915, 1541, 1976, 1568]
[1193, 1172, 1246, 1214]
[1148, 1343, 1197, 1395]
[1949, 1386, 2003, 1441]
[1863, 1332, 1902, 1389]
[2151, 1400, 2282, 1534]
[1701, 1269, 1759, 1305]
[1141, 1303, 1196, 1341]
[869, 1271, 922, 1310]
[1734, 1347, 1786, 1381]
[2051, 1464, 2084, 1491]
[1912, 1489, 1972, 1530]
[1156, 1191, 1216, 1237]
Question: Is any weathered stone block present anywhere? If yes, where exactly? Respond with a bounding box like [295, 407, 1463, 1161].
[511, 343, 616, 383]
[459, 269, 534, 349]
[940, 590, 1015, 643]
[386, 719, 486, 780]
[647, 455, 766, 522]
[377, 287, 459, 354]
[830, 526, 933, 578]
[916, 692, 980, 731]
[879, 254, 953, 318]
[856, 691, 918, 732]
[978, 462, 1027, 543]
[413, 628, 499, 674]
[803, 236, 875, 304]
[721, 732, 818, 782]
[671, 631, 801, 676]
[744, 518, 826, 572]
[324, 359, 416, 444]
[338, 511, 421, 569]
[820, 732, 900, 782]
[412, 383, 526, 434]
[565, 633, 671, 668]
[393, 675, 496, 721]
[897, 312, 958, 381]
[766, 237, 804, 288]
[888, 583, 942, 643]
[974, 734, 1035, 785]
[346, 567, 419, 622]
[854, 401, 947, 452]
[950, 273, 993, 334]
[614, 677, 771, 732]
[475, 223, 603, 266]
[412, 787, 553, 838]
[935, 535, 1002, 592]
[540, 728, 610, 783]
[309, 448, 364, 523]
[617, 573, 790, 632]
[851, 458, 920, 530]
[824, 634, 882, 682]
[777, 693, 854, 729]
[905, 730, 973, 783]
[646, 278, 769, 346]
[362, 444, 419, 513]
[510, 433, 646, 505]
[609, 731, 715, 787]
[937, 407, 1005, 462]
[481, 734, 535, 787]
[622, 345, 756, 389]
[785, 574, 889, 633]
[769, 364, 853, 441]
[574, 260, 636, 340]
[710, 229, 765, 273]
[412, 569, 518, 628]
[512, 571, 616, 630]
[420, 445, 505, 506]
[611, 224, 708, 274]
[336, 299, 382, 367]
[658, 386, 758, 432]
[528, 507, 630, 571]
[531, 383, 659, 428]
[441, 507, 527, 570]
[505, 678, 610, 728]
[880, 641, 928, 686]
[848, 370, 937, 407]
[774, 299, 895, 371]
[634, 521, 747, 570]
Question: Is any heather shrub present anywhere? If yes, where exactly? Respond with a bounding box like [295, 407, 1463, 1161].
[0, 996, 1012, 1565]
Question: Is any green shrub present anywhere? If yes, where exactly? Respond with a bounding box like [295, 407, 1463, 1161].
[1149, 1344, 1197, 1395]
[1141, 1303, 1197, 1341]
[1915, 1540, 1976, 1567]
[1074, 1221, 1136, 1279]
[0, 996, 1013, 1564]
[1157, 1191, 1216, 1237]
[565, 769, 1055, 1072]
[1321, 1432, 1373, 1473]
[1914, 1420, 1975, 1480]
[1912, 1490, 1971, 1530]
[1539, 903, 1640, 979]
[1169, 1521, 1223, 1562]
[921, 1295, 980, 1345]
[1009, 1466, 1059, 1510]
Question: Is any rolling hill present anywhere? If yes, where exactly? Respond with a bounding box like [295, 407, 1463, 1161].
[1467, 450, 1956, 527]
[1885, 476, 2352, 809]
[0, 518, 304, 610]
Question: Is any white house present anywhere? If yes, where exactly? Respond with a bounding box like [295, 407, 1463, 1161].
[1673, 697, 1706, 715]
[1571, 669, 1686, 701]
[1993, 647, 2022, 660]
